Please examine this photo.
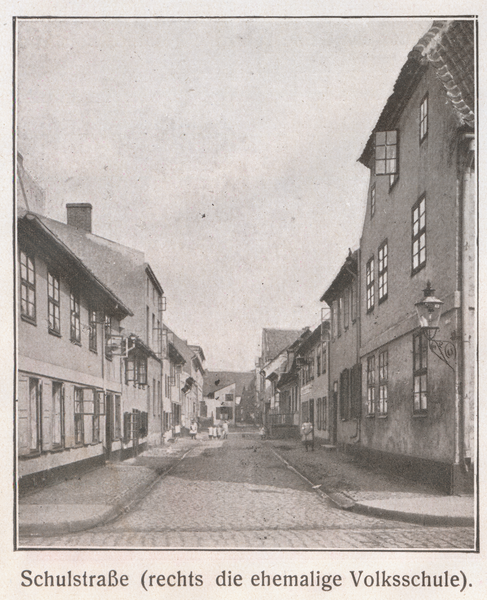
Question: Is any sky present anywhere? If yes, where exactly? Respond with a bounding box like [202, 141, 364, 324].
[16, 17, 432, 371]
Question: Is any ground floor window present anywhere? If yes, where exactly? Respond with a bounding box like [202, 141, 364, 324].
[378, 350, 388, 415]
[114, 394, 122, 439]
[29, 378, 42, 452]
[52, 381, 64, 447]
[367, 356, 376, 415]
[74, 387, 84, 445]
[172, 403, 181, 425]
[413, 332, 428, 414]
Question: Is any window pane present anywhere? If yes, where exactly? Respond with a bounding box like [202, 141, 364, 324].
[386, 130, 397, 144]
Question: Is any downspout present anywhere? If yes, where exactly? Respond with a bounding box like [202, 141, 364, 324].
[458, 133, 476, 474]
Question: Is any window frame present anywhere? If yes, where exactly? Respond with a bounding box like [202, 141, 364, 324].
[366, 355, 376, 416]
[20, 250, 36, 324]
[420, 93, 428, 143]
[375, 130, 399, 175]
[366, 256, 375, 313]
[412, 195, 427, 275]
[47, 271, 61, 335]
[89, 308, 98, 353]
[74, 387, 84, 445]
[70, 289, 81, 344]
[51, 381, 65, 448]
[413, 332, 428, 414]
[378, 350, 388, 416]
[378, 240, 388, 304]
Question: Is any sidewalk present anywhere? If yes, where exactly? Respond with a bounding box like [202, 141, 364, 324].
[267, 438, 475, 527]
[19, 437, 201, 537]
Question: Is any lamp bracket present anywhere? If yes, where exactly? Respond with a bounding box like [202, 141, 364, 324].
[425, 334, 456, 371]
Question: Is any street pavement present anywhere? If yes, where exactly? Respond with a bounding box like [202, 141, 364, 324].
[19, 430, 475, 549]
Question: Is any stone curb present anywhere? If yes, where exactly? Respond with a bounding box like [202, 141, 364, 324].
[19, 448, 193, 537]
[269, 444, 474, 528]
[349, 501, 475, 527]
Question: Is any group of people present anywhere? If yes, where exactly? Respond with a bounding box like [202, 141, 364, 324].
[208, 420, 229, 440]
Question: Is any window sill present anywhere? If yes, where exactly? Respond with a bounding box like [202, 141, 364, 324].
[411, 264, 426, 277]
[21, 314, 36, 326]
[378, 296, 388, 305]
[89, 347, 98, 354]
[70, 339, 82, 347]
[413, 412, 428, 418]
[366, 413, 375, 418]
[19, 451, 42, 460]
[49, 446, 65, 453]
[48, 328, 62, 338]
[377, 414, 388, 419]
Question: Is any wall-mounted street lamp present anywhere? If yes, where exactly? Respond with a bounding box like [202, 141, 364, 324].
[415, 281, 456, 370]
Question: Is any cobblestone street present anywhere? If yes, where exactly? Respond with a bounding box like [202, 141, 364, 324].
[20, 434, 474, 549]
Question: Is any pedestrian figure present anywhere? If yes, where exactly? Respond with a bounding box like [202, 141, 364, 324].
[208, 425, 214, 440]
[216, 423, 223, 439]
[259, 425, 267, 440]
[301, 420, 314, 451]
[222, 420, 229, 440]
[190, 420, 198, 440]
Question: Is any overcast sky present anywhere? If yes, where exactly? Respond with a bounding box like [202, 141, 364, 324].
[17, 17, 431, 371]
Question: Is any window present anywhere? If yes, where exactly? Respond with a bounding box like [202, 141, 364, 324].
[52, 382, 65, 448]
[375, 130, 398, 175]
[350, 281, 356, 322]
[420, 94, 428, 142]
[378, 350, 388, 415]
[158, 380, 162, 416]
[89, 309, 97, 352]
[322, 342, 327, 374]
[343, 288, 350, 330]
[92, 391, 104, 444]
[105, 315, 112, 359]
[331, 301, 337, 339]
[309, 354, 314, 379]
[367, 356, 376, 415]
[337, 297, 342, 336]
[370, 184, 376, 217]
[378, 241, 388, 303]
[74, 387, 84, 444]
[114, 394, 122, 439]
[316, 351, 321, 377]
[323, 396, 328, 430]
[28, 378, 42, 452]
[366, 257, 375, 312]
[339, 369, 350, 420]
[70, 290, 81, 343]
[20, 250, 36, 322]
[412, 195, 426, 274]
[413, 332, 428, 414]
[125, 355, 148, 387]
[47, 273, 60, 334]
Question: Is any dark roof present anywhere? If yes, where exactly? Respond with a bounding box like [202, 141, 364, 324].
[297, 322, 329, 355]
[262, 328, 307, 363]
[203, 371, 255, 397]
[359, 20, 475, 166]
[18, 212, 132, 319]
[321, 250, 358, 304]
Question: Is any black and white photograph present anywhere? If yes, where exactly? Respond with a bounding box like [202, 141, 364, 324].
[14, 14, 477, 553]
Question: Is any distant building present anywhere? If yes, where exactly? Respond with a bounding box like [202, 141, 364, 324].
[203, 371, 255, 425]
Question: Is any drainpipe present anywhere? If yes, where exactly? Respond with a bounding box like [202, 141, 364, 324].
[457, 132, 476, 476]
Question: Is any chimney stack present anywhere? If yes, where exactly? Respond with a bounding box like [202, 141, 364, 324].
[66, 203, 92, 233]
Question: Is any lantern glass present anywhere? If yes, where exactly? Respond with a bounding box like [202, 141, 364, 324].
[415, 283, 443, 334]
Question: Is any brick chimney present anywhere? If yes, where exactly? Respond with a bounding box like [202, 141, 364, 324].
[66, 203, 92, 233]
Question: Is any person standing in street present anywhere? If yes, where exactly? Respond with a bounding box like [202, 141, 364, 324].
[301, 420, 314, 452]
[190, 420, 198, 440]
[222, 420, 229, 440]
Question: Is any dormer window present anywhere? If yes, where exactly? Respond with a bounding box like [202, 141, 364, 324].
[375, 130, 398, 175]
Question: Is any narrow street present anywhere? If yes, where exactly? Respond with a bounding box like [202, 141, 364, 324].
[21, 432, 473, 549]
